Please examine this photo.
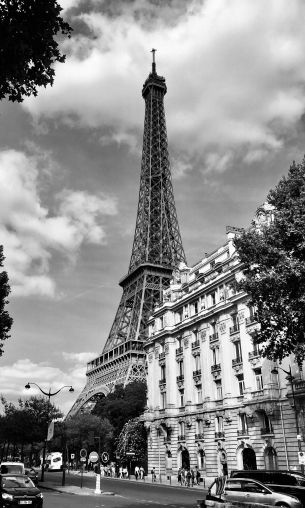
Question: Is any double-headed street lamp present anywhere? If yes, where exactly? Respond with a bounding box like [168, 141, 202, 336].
[25, 382, 74, 482]
[271, 364, 304, 472]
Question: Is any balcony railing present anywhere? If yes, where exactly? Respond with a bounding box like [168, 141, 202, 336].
[176, 375, 184, 383]
[176, 347, 183, 356]
[211, 363, 221, 373]
[163, 437, 171, 444]
[159, 379, 166, 387]
[248, 350, 260, 359]
[177, 434, 185, 441]
[193, 369, 202, 377]
[159, 352, 166, 360]
[237, 429, 249, 437]
[261, 427, 274, 436]
[195, 433, 204, 440]
[246, 315, 257, 326]
[192, 340, 200, 349]
[232, 356, 243, 366]
[209, 333, 219, 343]
[215, 431, 225, 439]
[229, 324, 240, 335]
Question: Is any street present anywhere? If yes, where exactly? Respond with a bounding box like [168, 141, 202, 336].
[41, 472, 205, 507]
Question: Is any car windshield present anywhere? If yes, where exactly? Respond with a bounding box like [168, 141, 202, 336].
[0, 465, 23, 474]
[2, 476, 35, 488]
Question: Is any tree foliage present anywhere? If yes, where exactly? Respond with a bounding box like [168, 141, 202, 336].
[0, 0, 72, 102]
[235, 157, 305, 365]
[64, 413, 113, 454]
[0, 246, 13, 357]
[92, 381, 147, 438]
[115, 417, 147, 464]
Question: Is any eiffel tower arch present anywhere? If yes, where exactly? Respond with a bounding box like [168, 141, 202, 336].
[68, 52, 186, 417]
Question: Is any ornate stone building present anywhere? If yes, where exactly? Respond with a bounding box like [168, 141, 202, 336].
[144, 226, 305, 481]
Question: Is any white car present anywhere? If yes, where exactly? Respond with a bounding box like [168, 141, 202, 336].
[207, 477, 302, 508]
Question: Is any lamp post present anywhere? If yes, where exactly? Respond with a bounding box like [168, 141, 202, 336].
[271, 365, 304, 472]
[25, 382, 74, 482]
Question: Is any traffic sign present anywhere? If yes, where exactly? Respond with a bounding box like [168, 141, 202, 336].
[101, 452, 109, 463]
[126, 452, 135, 456]
[80, 457, 86, 462]
[89, 451, 99, 463]
[80, 448, 87, 458]
[298, 451, 305, 465]
[70, 454, 75, 459]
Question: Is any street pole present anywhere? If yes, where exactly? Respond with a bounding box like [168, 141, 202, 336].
[25, 382, 74, 482]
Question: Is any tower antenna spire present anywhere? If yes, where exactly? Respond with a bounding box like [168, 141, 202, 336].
[151, 48, 156, 74]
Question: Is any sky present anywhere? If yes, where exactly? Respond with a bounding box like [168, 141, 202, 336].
[1, 0, 305, 415]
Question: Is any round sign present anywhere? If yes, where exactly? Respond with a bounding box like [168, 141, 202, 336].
[80, 448, 87, 458]
[101, 452, 109, 463]
[89, 451, 99, 463]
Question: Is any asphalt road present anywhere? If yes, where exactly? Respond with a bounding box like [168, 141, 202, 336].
[41, 472, 205, 507]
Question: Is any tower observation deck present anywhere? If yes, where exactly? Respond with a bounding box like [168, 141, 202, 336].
[68, 51, 186, 416]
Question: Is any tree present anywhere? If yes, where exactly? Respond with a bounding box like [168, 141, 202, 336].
[93, 381, 147, 438]
[0, 0, 72, 102]
[115, 418, 147, 465]
[234, 157, 305, 365]
[0, 246, 13, 357]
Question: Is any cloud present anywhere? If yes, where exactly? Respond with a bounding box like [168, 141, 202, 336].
[22, 0, 305, 174]
[0, 149, 117, 297]
[0, 354, 96, 415]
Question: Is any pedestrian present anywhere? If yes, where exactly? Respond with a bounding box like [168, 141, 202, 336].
[196, 467, 201, 485]
[151, 467, 156, 482]
[135, 465, 139, 480]
[181, 468, 185, 486]
[177, 468, 181, 485]
[139, 466, 144, 479]
[186, 469, 191, 487]
[191, 469, 195, 487]
[119, 466, 123, 478]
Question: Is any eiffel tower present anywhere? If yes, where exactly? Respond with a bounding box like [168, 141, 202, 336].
[68, 51, 186, 416]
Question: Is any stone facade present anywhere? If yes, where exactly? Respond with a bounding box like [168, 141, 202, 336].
[144, 227, 305, 481]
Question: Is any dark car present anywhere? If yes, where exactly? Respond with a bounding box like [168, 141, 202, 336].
[0, 474, 43, 507]
[25, 468, 39, 486]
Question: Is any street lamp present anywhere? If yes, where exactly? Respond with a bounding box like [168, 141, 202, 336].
[271, 364, 304, 472]
[25, 382, 74, 482]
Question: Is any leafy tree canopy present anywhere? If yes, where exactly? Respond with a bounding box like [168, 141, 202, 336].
[116, 417, 147, 464]
[0, 246, 13, 357]
[235, 157, 305, 365]
[93, 381, 147, 437]
[0, 0, 72, 102]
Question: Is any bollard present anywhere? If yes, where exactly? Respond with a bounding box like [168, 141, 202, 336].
[95, 473, 101, 494]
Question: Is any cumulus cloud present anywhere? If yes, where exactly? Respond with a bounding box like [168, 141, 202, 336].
[0, 149, 117, 297]
[22, 0, 305, 174]
[0, 355, 95, 415]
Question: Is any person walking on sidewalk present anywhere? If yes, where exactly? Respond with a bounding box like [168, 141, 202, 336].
[151, 467, 156, 482]
[195, 466, 201, 485]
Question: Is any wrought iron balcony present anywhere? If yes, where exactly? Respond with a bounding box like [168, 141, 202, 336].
[211, 363, 221, 373]
[232, 356, 243, 366]
[176, 347, 183, 356]
[163, 436, 171, 444]
[215, 431, 225, 439]
[177, 434, 185, 441]
[192, 340, 200, 349]
[176, 375, 184, 383]
[195, 433, 204, 440]
[209, 333, 219, 343]
[193, 369, 202, 377]
[229, 324, 240, 335]
[237, 429, 249, 437]
[261, 427, 274, 436]
[246, 315, 257, 326]
[159, 379, 166, 387]
[159, 352, 166, 360]
[248, 350, 260, 359]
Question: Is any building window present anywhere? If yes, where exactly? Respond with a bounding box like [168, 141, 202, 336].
[209, 292, 216, 307]
[179, 421, 185, 435]
[198, 449, 205, 469]
[183, 305, 189, 319]
[254, 368, 263, 390]
[215, 416, 224, 432]
[234, 341, 242, 361]
[160, 316, 164, 329]
[160, 364, 166, 381]
[196, 419, 204, 434]
[176, 310, 183, 324]
[215, 380, 223, 400]
[161, 391, 166, 409]
[178, 359, 184, 377]
[237, 374, 245, 395]
[179, 389, 184, 407]
[197, 386, 203, 403]
[239, 413, 248, 433]
[212, 347, 219, 365]
[195, 354, 201, 371]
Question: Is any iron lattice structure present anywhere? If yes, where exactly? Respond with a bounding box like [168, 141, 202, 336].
[68, 56, 186, 417]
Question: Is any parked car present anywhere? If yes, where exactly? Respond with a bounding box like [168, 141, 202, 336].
[0, 474, 43, 507]
[25, 467, 39, 485]
[231, 469, 305, 486]
[0, 462, 25, 475]
[206, 477, 302, 508]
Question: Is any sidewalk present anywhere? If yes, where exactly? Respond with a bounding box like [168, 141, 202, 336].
[40, 470, 210, 496]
